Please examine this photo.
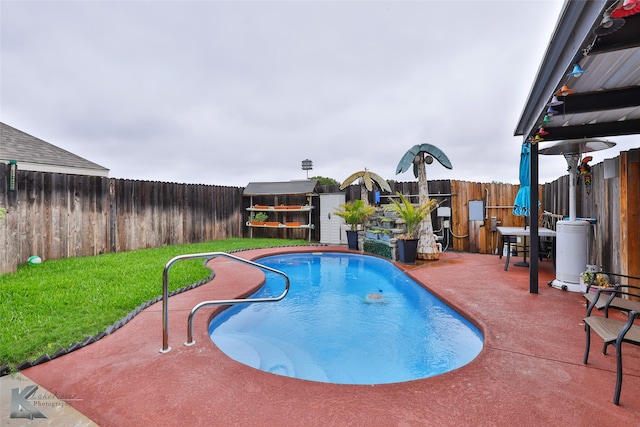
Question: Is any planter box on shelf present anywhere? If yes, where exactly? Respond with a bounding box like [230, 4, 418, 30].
[265, 222, 281, 227]
[380, 219, 394, 229]
[254, 205, 269, 210]
[365, 231, 379, 239]
[286, 222, 301, 227]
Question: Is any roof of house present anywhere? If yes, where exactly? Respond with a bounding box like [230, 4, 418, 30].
[0, 122, 109, 177]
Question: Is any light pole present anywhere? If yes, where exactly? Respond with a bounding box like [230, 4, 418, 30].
[301, 159, 313, 178]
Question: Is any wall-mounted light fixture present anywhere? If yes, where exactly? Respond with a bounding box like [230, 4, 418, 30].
[9, 160, 17, 191]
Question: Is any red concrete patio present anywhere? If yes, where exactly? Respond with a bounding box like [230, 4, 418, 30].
[15, 247, 640, 425]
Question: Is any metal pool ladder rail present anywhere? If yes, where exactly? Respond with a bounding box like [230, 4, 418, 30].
[159, 252, 290, 353]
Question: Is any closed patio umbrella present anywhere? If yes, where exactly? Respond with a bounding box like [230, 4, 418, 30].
[513, 142, 531, 219]
[511, 142, 533, 267]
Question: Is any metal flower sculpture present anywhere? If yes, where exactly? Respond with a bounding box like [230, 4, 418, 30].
[339, 169, 391, 205]
[396, 143, 452, 260]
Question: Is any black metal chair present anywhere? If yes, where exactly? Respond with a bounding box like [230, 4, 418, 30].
[538, 235, 555, 266]
[583, 287, 640, 405]
[498, 234, 518, 271]
[583, 273, 640, 317]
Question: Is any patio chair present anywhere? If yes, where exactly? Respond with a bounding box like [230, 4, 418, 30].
[538, 235, 554, 265]
[583, 273, 640, 317]
[498, 235, 518, 271]
[583, 288, 640, 405]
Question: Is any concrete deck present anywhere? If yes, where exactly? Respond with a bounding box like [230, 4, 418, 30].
[5, 247, 640, 426]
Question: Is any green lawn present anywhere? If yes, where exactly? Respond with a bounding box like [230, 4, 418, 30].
[0, 238, 307, 371]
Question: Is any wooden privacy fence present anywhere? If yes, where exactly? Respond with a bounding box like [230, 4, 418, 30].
[0, 172, 515, 273]
[1, 148, 638, 277]
[541, 148, 639, 277]
[331, 179, 524, 255]
[0, 166, 245, 274]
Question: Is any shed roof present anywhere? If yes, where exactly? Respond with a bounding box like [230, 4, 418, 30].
[243, 180, 319, 196]
[0, 122, 109, 177]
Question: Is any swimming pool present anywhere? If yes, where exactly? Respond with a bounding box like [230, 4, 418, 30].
[209, 252, 483, 385]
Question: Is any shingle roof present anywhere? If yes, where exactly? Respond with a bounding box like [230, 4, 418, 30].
[0, 122, 109, 176]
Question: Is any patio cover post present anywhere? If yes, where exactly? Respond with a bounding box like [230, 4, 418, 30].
[514, 1, 608, 294]
[529, 142, 539, 293]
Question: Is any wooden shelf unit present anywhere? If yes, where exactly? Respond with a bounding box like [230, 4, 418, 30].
[243, 181, 318, 242]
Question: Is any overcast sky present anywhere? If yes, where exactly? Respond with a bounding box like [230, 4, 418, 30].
[2, 0, 638, 188]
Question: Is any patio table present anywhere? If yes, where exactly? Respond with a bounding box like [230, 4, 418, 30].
[497, 226, 556, 271]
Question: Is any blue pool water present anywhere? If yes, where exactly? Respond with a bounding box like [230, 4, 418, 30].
[209, 252, 483, 385]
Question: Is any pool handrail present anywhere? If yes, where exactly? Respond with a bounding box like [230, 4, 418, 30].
[159, 251, 289, 353]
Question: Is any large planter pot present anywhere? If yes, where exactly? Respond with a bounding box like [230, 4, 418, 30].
[346, 230, 359, 250]
[397, 239, 418, 264]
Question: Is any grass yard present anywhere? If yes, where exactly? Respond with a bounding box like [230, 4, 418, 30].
[0, 238, 307, 371]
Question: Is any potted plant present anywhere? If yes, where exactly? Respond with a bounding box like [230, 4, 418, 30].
[249, 211, 268, 226]
[386, 192, 438, 264]
[580, 270, 611, 293]
[334, 199, 376, 250]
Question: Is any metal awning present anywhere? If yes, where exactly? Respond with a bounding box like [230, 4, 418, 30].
[243, 180, 319, 196]
[515, 0, 640, 293]
[515, 0, 640, 143]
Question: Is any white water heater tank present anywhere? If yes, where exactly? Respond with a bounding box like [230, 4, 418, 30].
[555, 220, 590, 286]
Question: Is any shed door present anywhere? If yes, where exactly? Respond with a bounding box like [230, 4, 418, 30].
[320, 193, 345, 245]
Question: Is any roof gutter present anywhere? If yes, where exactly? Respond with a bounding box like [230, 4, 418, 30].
[514, 0, 610, 140]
